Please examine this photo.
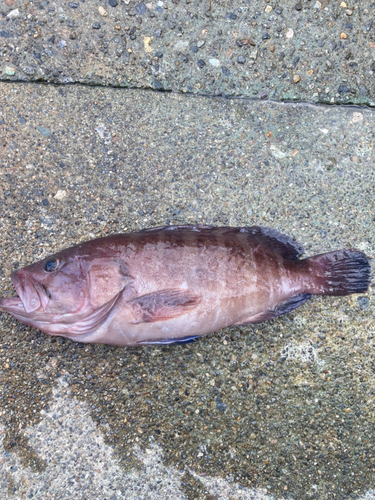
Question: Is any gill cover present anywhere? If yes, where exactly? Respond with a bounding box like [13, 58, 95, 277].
[88, 258, 130, 309]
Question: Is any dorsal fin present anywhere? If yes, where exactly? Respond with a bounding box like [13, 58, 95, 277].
[246, 226, 304, 260]
[139, 224, 304, 260]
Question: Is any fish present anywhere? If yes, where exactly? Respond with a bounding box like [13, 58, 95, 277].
[0, 225, 371, 346]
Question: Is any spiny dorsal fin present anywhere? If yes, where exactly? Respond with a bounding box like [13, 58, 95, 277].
[140, 224, 304, 260]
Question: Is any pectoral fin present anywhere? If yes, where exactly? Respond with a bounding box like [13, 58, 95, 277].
[128, 289, 200, 324]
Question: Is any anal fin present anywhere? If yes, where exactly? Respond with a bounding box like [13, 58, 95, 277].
[237, 293, 312, 325]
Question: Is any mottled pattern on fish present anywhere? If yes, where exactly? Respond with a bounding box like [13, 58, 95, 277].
[0, 225, 371, 346]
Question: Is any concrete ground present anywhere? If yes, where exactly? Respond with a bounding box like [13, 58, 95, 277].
[1, 0, 375, 105]
[0, 2, 375, 500]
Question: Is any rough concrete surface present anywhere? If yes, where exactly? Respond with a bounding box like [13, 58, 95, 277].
[1, 0, 375, 499]
[0, 373, 274, 499]
[0, 83, 375, 500]
[0, 0, 375, 105]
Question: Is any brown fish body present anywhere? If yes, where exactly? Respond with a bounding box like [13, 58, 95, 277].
[0, 226, 370, 346]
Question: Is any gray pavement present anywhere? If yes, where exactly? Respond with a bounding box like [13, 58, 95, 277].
[1, 1, 375, 500]
[0, 0, 375, 105]
[1, 84, 375, 499]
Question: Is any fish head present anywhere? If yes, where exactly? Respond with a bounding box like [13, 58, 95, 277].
[0, 245, 129, 337]
[0, 249, 90, 323]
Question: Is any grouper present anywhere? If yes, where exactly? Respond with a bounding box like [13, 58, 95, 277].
[0, 225, 370, 346]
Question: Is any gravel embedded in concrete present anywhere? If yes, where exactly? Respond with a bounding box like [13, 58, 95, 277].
[1, 0, 375, 105]
[0, 83, 375, 499]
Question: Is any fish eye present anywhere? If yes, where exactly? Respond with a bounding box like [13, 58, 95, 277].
[44, 258, 59, 273]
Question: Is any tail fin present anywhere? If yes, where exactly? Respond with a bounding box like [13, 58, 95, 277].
[307, 250, 371, 296]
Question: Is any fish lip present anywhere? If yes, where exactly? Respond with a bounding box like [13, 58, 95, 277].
[0, 272, 25, 314]
[8, 270, 49, 314]
[0, 296, 25, 315]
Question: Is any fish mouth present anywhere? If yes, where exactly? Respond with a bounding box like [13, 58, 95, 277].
[0, 270, 49, 316]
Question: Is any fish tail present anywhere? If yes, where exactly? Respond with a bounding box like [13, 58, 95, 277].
[305, 250, 371, 296]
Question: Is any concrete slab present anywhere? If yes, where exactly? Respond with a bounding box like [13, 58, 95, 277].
[0, 83, 375, 499]
[0, 373, 274, 499]
[0, 0, 375, 105]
